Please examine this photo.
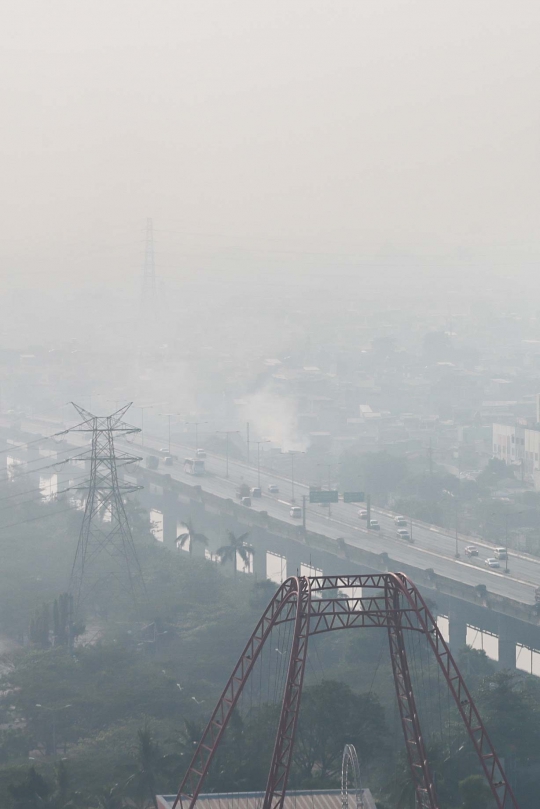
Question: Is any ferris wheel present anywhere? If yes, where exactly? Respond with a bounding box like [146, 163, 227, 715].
[341, 744, 364, 809]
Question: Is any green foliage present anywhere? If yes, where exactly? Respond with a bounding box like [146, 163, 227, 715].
[458, 774, 491, 809]
[217, 530, 253, 575]
[294, 680, 387, 782]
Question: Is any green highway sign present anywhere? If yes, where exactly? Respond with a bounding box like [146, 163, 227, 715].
[309, 489, 339, 504]
[343, 491, 365, 503]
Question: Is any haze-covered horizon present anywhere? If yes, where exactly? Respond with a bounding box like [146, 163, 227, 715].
[1, 0, 539, 301]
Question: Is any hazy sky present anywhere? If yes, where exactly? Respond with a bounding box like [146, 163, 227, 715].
[1, 1, 540, 288]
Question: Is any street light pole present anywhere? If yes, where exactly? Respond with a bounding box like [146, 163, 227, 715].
[505, 515, 509, 573]
[254, 440, 270, 488]
[317, 461, 340, 517]
[186, 421, 208, 450]
[159, 412, 181, 455]
[216, 431, 240, 478]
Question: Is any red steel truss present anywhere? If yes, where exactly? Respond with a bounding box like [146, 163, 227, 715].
[172, 573, 519, 809]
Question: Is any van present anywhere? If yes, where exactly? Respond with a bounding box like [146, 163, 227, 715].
[290, 506, 302, 519]
[494, 547, 507, 560]
[369, 519, 380, 530]
[394, 516, 407, 527]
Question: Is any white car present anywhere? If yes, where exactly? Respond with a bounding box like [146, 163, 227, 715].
[290, 506, 302, 518]
[268, 484, 279, 494]
[396, 528, 411, 541]
[485, 558, 500, 569]
[394, 516, 407, 527]
[358, 509, 368, 519]
[369, 519, 380, 530]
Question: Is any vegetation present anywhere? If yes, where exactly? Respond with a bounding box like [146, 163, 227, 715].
[338, 446, 540, 558]
[0, 491, 539, 807]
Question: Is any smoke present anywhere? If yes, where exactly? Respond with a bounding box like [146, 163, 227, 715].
[243, 383, 308, 452]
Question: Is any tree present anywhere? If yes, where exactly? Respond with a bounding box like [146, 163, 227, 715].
[124, 724, 162, 809]
[294, 680, 387, 782]
[458, 774, 491, 809]
[217, 531, 254, 575]
[94, 784, 126, 809]
[9, 766, 51, 809]
[176, 519, 208, 556]
[475, 671, 540, 760]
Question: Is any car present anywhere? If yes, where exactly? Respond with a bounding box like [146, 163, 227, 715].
[268, 484, 279, 494]
[163, 455, 174, 466]
[396, 528, 411, 541]
[394, 516, 407, 527]
[159, 448, 171, 455]
[241, 496, 251, 507]
[485, 558, 500, 569]
[196, 448, 207, 459]
[464, 545, 479, 557]
[290, 506, 302, 518]
[250, 487, 262, 498]
[358, 509, 368, 519]
[369, 519, 380, 530]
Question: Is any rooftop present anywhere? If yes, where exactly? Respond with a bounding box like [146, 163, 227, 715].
[157, 790, 376, 809]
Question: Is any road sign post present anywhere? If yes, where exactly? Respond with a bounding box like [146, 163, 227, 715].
[343, 492, 365, 503]
[309, 490, 338, 504]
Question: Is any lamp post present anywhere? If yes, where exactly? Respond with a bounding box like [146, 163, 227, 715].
[185, 421, 208, 451]
[494, 510, 523, 574]
[286, 450, 305, 503]
[254, 440, 270, 487]
[159, 413, 181, 454]
[134, 404, 158, 447]
[317, 461, 341, 517]
[216, 431, 240, 478]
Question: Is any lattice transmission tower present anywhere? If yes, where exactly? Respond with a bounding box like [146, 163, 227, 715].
[69, 403, 146, 611]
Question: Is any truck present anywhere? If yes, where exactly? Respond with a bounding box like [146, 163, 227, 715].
[236, 483, 251, 499]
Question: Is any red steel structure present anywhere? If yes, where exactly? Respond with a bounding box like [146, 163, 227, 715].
[172, 573, 519, 809]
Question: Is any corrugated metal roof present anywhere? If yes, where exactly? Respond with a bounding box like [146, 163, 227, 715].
[157, 789, 376, 809]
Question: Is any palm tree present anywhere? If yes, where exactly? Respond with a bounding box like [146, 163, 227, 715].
[176, 519, 208, 556]
[217, 530, 254, 575]
[124, 724, 161, 809]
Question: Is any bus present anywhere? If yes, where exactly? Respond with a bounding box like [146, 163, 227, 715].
[184, 457, 205, 476]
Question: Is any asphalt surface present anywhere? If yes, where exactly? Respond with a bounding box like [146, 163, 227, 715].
[7, 415, 540, 607]
[127, 434, 540, 607]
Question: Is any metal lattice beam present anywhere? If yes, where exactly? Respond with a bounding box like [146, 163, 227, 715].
[69, 404, 145, 611]
[386, 581, 437, 809]
[172, 574, 519, 809]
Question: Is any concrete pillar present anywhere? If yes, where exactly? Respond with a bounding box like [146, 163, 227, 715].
[252, 545, 267, 580]
[162, 510, 178, 550]
[448, 606, 467, 652]
[498, 615, 516, 670]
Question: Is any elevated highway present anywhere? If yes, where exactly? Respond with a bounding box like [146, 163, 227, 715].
[3, 416, 540, 671]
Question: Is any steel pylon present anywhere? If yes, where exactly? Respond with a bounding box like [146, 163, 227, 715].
[69, 403, 145, 611]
